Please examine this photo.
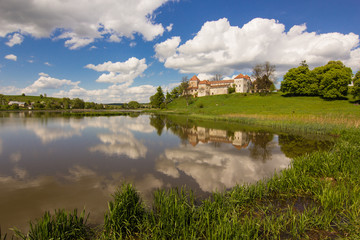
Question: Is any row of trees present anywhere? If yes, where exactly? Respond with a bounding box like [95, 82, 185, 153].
[280, 60, 357, 99]
[0, 94, 107, 110]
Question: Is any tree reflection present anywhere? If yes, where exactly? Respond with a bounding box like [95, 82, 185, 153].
[149, 114, 166, 136]
[248, 132, 274, 162]
[278, 134, 334, 159]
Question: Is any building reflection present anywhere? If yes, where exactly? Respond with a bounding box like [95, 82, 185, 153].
[186, 126, 249, 150]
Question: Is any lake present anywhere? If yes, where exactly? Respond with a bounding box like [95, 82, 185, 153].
[0, 112, 334, 234]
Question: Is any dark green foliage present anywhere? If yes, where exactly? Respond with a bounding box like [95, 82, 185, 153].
[13, 209, 91, 240]
[351, 70, 360, 99]
[150, 86, 165, 108]
[282, 60, 352, 99]
[281, 63, 318, 96]
[72, 98, 85, 109]
[252, 62, 276, 93]
[103, 183, 145, 239]
[315, 61, 352, 99]
[228, 84, 236, 94]
[127, 101, 140, 109]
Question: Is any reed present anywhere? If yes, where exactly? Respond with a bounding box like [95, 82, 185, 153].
[12, 209, 91, 240]
[103, 183, 145, 239]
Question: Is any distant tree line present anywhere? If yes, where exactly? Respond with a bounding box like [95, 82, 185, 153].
[280, 60, 358, 99]
[0, 94, 108, 110]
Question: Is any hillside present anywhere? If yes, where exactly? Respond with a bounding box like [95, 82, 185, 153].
[166, 93, 360, 127]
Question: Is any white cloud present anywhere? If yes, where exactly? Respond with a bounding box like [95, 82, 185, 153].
[166, 23, 173, 32]
[154, 36, 181, 62]
[44, 62, 52, 66]
[22, 73, 80, 94]
[155, 18, 360, 75]
[0, 0, 170, 49]
[4, 54, 17, 61]
[6, 33, 24, 47]
[85, 57, 148, 84]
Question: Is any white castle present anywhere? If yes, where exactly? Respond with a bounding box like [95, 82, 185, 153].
[186, 73, 252, 97]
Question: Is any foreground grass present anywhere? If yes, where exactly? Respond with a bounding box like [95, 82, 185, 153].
[8, 120, 360, 239]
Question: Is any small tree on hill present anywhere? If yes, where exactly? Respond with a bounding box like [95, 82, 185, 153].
[150, 86, 165, 108]
[252, 62, 276, 94]
[179, 76, 192, 106]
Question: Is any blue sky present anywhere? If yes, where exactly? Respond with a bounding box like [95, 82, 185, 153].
[0, 0, 359, 103]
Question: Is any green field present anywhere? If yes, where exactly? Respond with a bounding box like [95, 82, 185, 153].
[165, 92, 360, 128]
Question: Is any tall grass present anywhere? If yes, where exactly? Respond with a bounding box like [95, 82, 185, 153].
[12, 209, 91, 240]
[102, 183, 145, 239]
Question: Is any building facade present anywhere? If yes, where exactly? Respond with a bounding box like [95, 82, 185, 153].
[187, 74, 252, 97]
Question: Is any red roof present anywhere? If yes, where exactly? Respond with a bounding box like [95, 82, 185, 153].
[199, 80, 210, 84]
[234, 74, 251, 80]
[210, 80, 234, 85]
[189, 75, 200, 81]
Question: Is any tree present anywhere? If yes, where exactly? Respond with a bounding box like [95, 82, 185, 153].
[351, 70, 360, 100]
[313, 61, 352, 99]
[179, 76, 192, 106]
[228, 84, 235, 94]
[0, 94, 5, 105]
[128, 101, 140, 109]
[280, 61, 318, 96]
[210, 74, 222, 81]
[165, 91, 172, 105]
[72, 98, 85, 109]
[252, 62, 276, 94]
[150, 86, 165, 108]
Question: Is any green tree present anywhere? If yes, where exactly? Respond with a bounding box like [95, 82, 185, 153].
[228, 84, 236, 94]
[150, 86, 165, 108]
[62, 98, 71, 109]
[72, 98, 85, 109]
[351, 70, 360, 100]
[313, 61, 352, 99]
[128, 101, 140, 109]
[0, 94, 5, 105]
[281, 61, 318, 96]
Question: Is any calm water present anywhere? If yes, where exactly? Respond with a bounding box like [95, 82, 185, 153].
[0, 112, 334, 234]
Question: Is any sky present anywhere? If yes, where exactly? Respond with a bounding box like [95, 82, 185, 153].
[0, 0, 359, 103]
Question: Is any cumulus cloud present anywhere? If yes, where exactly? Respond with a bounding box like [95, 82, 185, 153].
[85, 57, 148, 84]
[22, 73, 80, 94]
[4, 54, 17, 61]
[154, 36, 181, 62]
[6, 33, 24, 47]
[155, 18, 360, 75]
[0, 0, 170, 49]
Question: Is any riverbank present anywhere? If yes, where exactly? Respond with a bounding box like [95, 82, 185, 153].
[2, 96, 360, 239]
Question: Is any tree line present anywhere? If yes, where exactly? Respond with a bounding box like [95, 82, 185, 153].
[280, 60, 360, 99]
[0, 94, 108, 110]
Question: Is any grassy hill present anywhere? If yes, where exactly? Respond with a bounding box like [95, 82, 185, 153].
[166, 92, 360, 127]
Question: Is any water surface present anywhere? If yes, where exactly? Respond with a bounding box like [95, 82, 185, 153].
[0, 112, 334, 234]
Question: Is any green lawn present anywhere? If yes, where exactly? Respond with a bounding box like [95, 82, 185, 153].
[166, 93, 360, 127]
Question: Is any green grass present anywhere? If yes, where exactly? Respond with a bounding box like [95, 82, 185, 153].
[165, 93, 360, 127]
[12, 209, 92, 240]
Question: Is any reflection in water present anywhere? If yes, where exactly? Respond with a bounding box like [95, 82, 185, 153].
[0, 112, 334, 235]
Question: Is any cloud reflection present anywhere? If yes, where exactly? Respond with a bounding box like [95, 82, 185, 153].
[156, 139, 290, 193]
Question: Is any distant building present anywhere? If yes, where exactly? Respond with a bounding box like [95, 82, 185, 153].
[8, 101, 26, 107]
[186, 74, 252, 97]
